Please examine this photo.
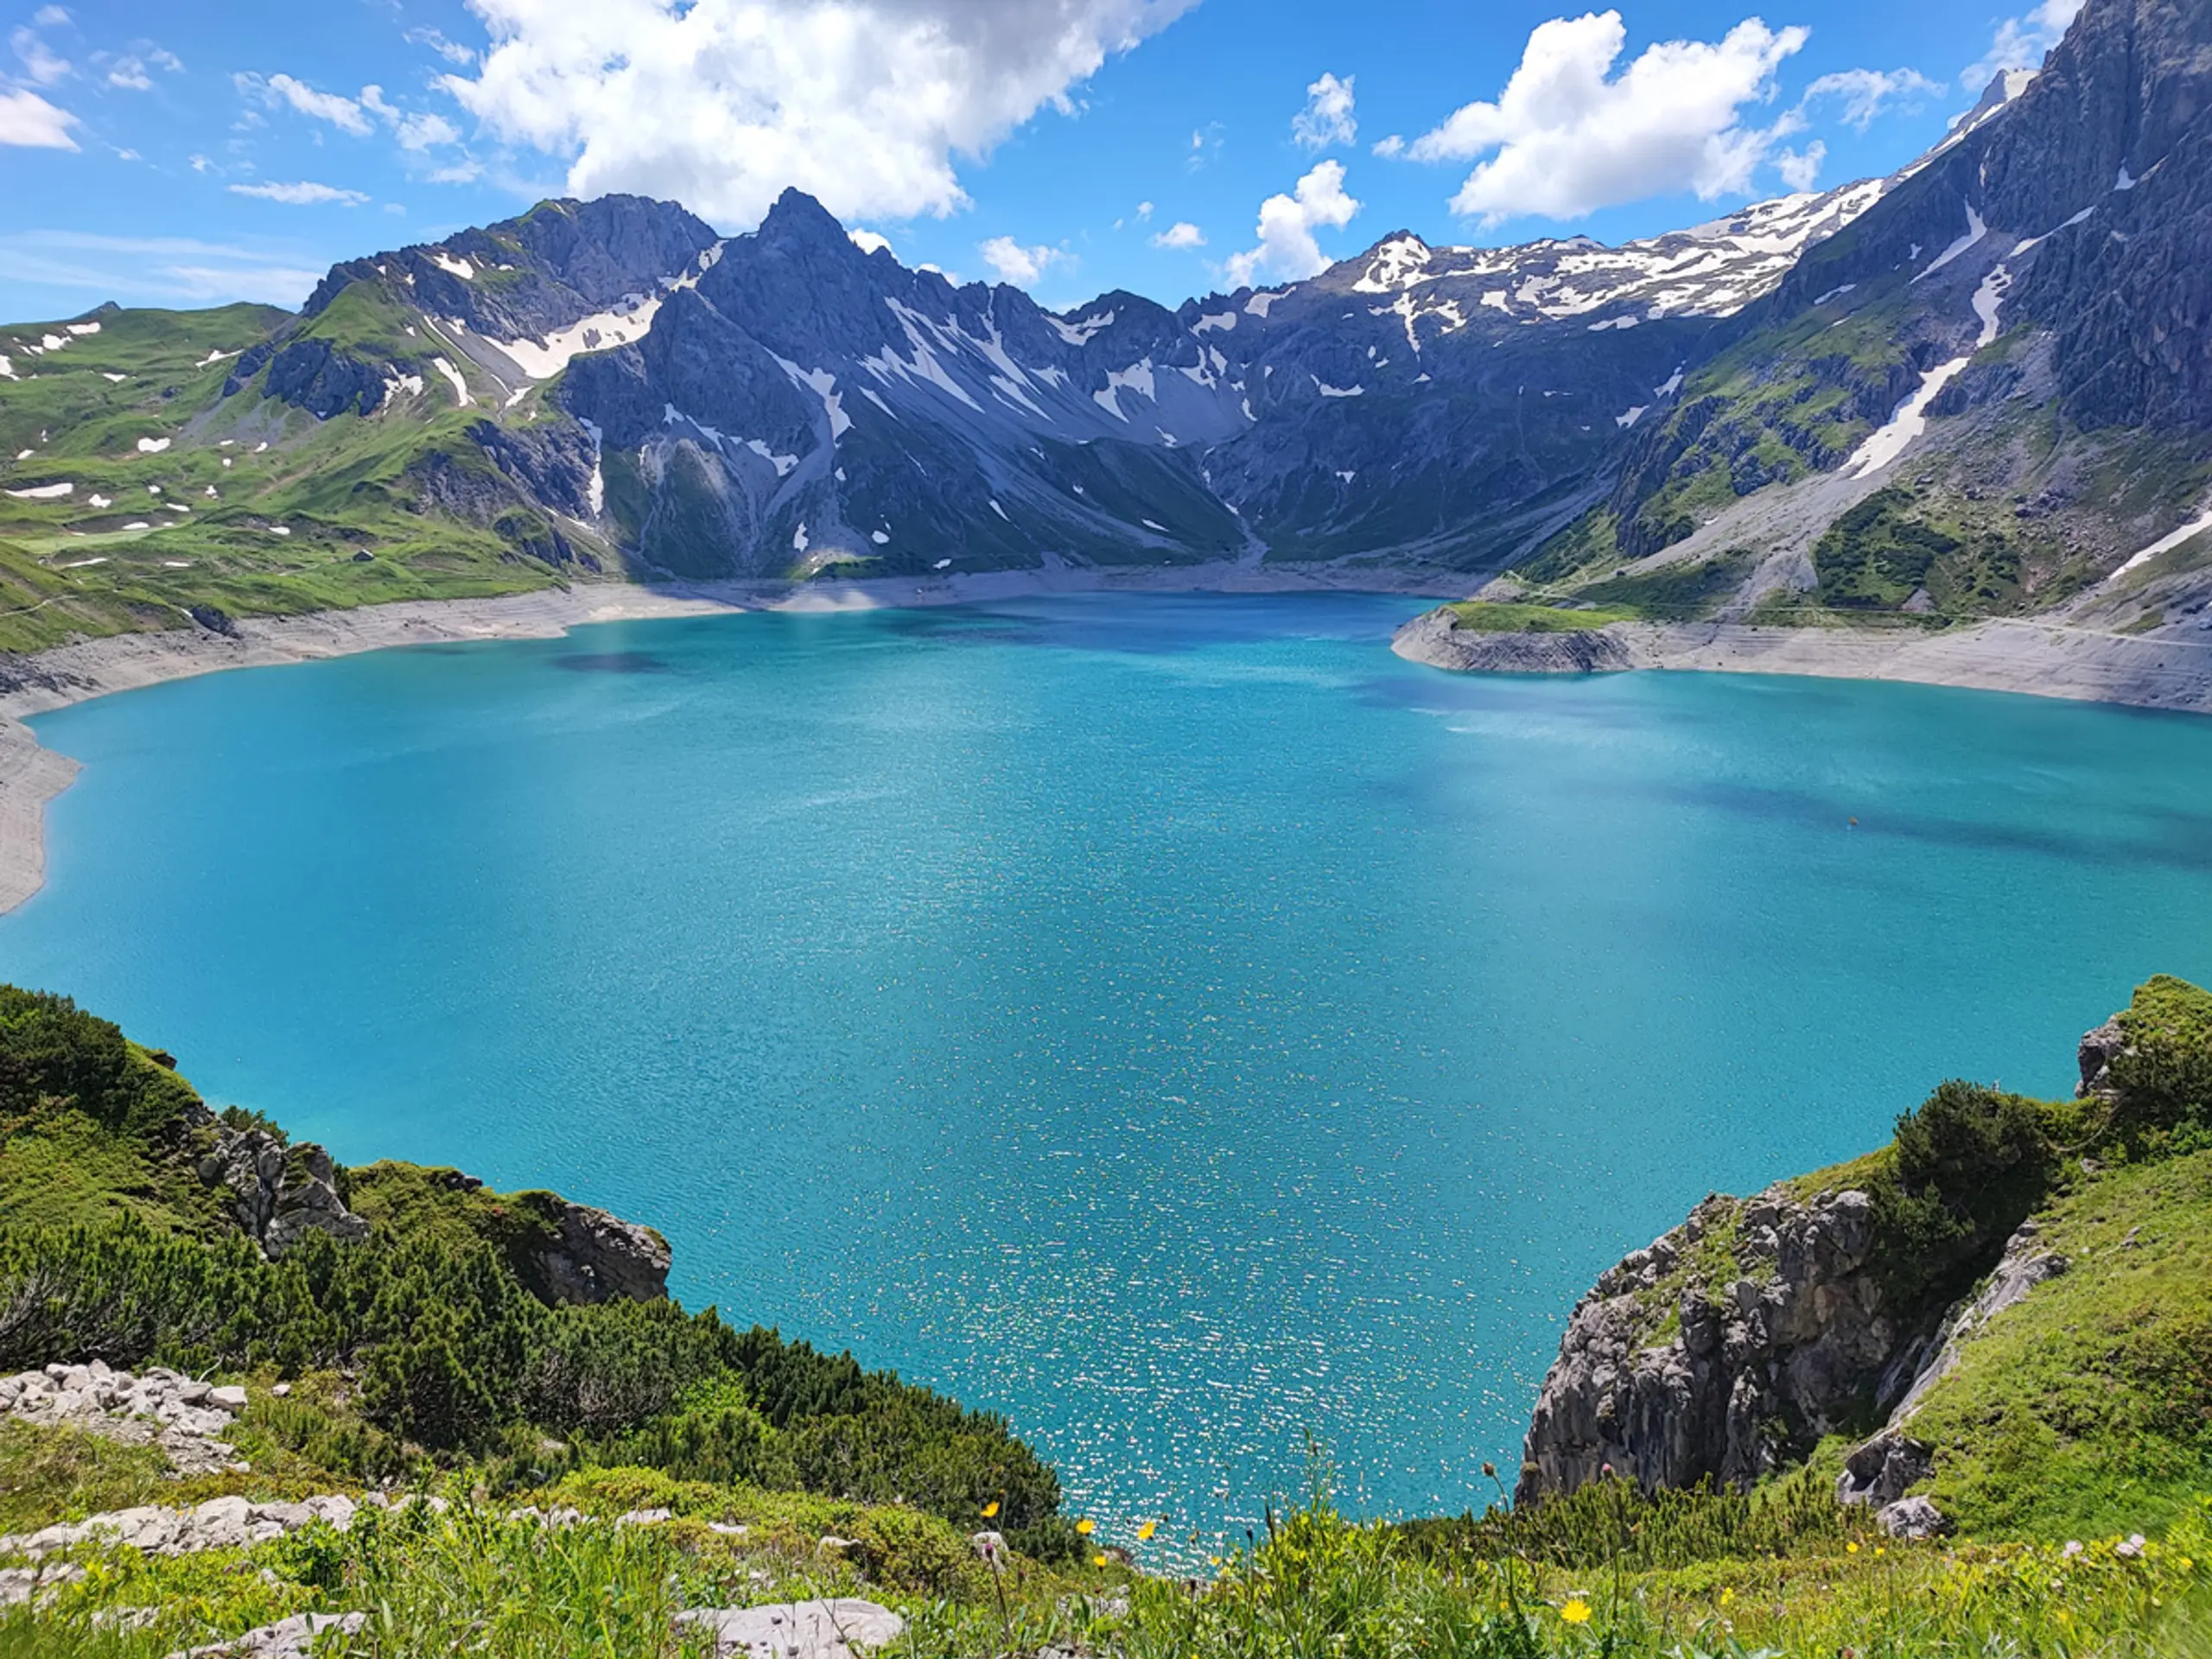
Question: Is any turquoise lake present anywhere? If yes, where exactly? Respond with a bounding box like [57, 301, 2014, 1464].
[7, 591, 2212, 1541]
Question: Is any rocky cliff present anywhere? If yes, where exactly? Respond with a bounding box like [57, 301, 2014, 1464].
[1515, 993, 2179, 1535]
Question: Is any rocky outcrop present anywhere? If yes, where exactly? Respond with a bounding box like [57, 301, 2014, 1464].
[169, 1611, 367, 1659]
[259, 338, 388, 421]
[184, 1104, 368, 1258]
[0, 1362, 250, 1478]
[1390, 609, 1637, 675]
[1515, 1185, 1921, 1503]
[1828, 1210, 2071, 1536]
[674, 1599, 906, 1659]
[520, 1198, 671, 1306]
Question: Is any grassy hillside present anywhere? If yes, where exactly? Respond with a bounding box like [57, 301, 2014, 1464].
[0, 304, 577, 654]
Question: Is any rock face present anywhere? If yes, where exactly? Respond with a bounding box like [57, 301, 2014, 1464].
[184, 1104, 368, 1258]
[1519, 1008, 2117, 1516]
[519, 1198, 672, 1306]
[1515, 1185, 1919, 1503]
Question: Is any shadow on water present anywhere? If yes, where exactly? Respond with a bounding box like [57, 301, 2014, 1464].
[1590, 775, 2212, 875]
[551, 652, 675, 675]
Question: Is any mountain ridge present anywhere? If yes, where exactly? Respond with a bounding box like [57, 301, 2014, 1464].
[1, 0, 2208, 677]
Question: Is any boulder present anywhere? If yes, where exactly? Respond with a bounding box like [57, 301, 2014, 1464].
[673, 1599, 906, 1659]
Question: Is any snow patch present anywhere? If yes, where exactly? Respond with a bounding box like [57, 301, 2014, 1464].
[198, 349, 234, 368]
[1916, 206, 1988, 280]
[791, 523, 809, 552]
[1845, 356, 1971, 476]
[1243, 290, 1281, 318]
[432, 357, 469, 405]
[1656, 367, 1685, 397]
[988, 499, 1007, 521]
[135, 437, 171, 454]
[121, 522, 149, 531]
[1049, 309, 1116, 346]
[933, 557, 952, 569]
[870, 530, 890, 544]
[2115, 165, 2135, 191]
[1313, 378, 1364, 397]
[4, 481, 73, 499]
[102, 372, 128, 383]
[2117, 508, 2212, 576]
[1616, 405, 1648, 429]
[1970, 264, 2012, 346]
[1814, 283, 1858, 305]
[0, 356, 12, 379]
[494, 296, 663, 379]
[745, 439, 798, 477]
[772, 355, 854, 439]
[87, 493, 110, 508]
[429, 251, 476, 280]
[1192, 311, 1236, 334]
[66, 321, 99, 336]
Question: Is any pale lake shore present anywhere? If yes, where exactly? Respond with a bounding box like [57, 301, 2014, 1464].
[1390, 607, 2212, 716]
[7, 565, 2210, 917]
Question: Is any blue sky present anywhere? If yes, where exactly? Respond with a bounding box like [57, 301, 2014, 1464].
[0, 0, 2078, 322]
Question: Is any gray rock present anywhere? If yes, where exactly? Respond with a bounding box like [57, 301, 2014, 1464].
[169, 1610, 365, 1659]
[673, 1599, 906, 1659]
[1516, 1184, 1906, 1503]
[184, 1104, 368, 1258]
[523, 1200, 672, 1306]
[1876, 1496, 1950, 1540]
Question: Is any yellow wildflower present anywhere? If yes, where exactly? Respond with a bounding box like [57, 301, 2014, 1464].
[1138, 1521, 1158, 1541]
[1093, 1552, 1109, 1567]
[1560, 1599, 1593, 1625]
[1847, 1542, 1860, 1554]
[1076, 1518, 1095, 1536]
[981, 1501, 999, 1519]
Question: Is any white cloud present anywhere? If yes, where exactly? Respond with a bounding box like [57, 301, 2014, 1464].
[978, 235, 1065, 286]
[1798, 67, 1943, 132]
[442, 0, 1198, 227]
[1965, 0, 2081, 92]
[11, 23, 71, 86]
[106, 55, 151, 90]
[1292, 71, 1356, 150]
[239, 72, 373, 137]
[188, 152, 212, 172]
[1776, 140, 1824, 190]
[1151, 219, 1205, 249]
[30, 5, 68, 25]
[228, 180, 372, 206]
[1406, 10, 1808, 225]
[359, 84, 461, 149]
[848, 227, 892, 255]
[0, 87, 77, 149]
[405, 25, 478, 66]
[1223, 158, 1359, 289]
[1136, 199, 1154, 219]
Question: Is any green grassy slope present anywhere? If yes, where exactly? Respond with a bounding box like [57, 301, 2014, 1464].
[0, 300, 577, 652]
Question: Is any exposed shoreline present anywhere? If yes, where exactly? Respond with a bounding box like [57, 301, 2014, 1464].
[0, 560, 1462, 914]
[1390, 607, 2212, 715]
